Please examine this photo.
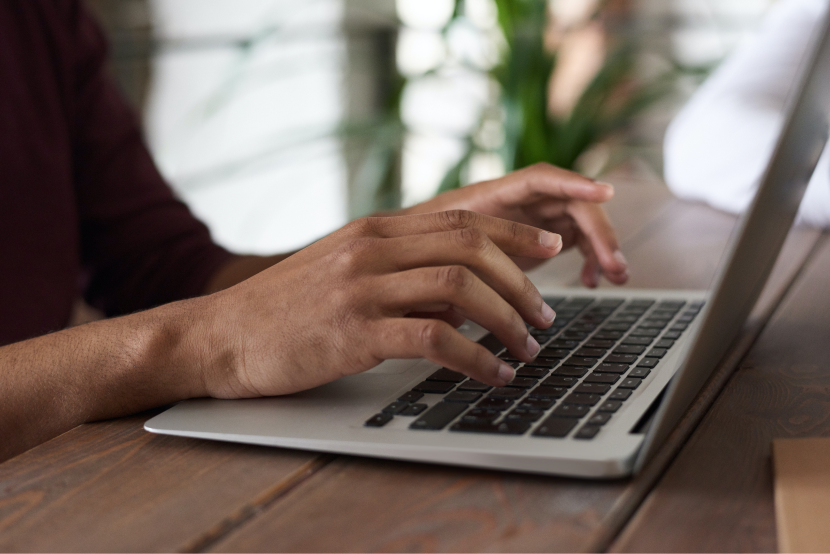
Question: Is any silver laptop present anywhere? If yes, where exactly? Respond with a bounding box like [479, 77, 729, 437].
[145, 10, 830, 478]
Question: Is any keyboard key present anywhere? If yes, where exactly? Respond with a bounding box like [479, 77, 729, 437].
[670, 323, 688, 331]
[506, 408, 545, 422]
[543, 295, 566, 307]
[398, 391, 423, 403]
[594, 331, 624, 340]
[618, 378, 643, 389]
[365, 413, 394, 427]
[605, 354, 638, 365]
[506, 377, 537, 389]
[613, 345, 646, 355]
[549, 339, 580, 349]
[584, 372, 620, 384]
[677, 315, 694, 323]
[630, 300, 655, 307]
[476, 397, 514, 410]
[602, 323, 631, 331]
[563, 393, 601, 406]
[596, 363, 629, 374]
[533, 416, 578, 437]
[542, 375, 578, 388]
[562, 357, 598, 367]
[646, 348, 668, 358]
[410, 402, 468, 430]
[489, 387, 525, 399]
[637, 358, 659, 369]
[654, 339, 675, 349]
[450, 419, 531, 435]
[516, 367, 547, 378]
[575, 383, 610, 395]
[629, 367, 651, 378]
[457, 380, 492, 392]
[400, 403, 427, 416]
[622, 336, 653, 346]
[477, 333, 506, 354]
[462, 408, 500, 421]
[575, 425, 601, 439]
[574, 348, 607, 358]
[585, 339, 615, 349]
[610, 389, 632, 400]
[538, 348, 571, 359]
[562, 330, 590, 340]
[598, 400, 623, 412]
[523, 361, 558, 369]
[587, 413, 612, 426]
[610, 315, 639, 323]
[638, 321, 667, 330]
[659, 300, 685, 309]
[519, 396, 557, 409]
[630, 328, 660, 337]
[427, 368, 466, 382]
[597, 298, 625, 307]
[444, 391, 482, 403]
[413, 381, 455, 394]
[529, 385, 567, 399]
[552, 403, 591, 418]
[662, 331, 682, 339]
[382, 401, 409, 414]
[553, 366, 588, 378]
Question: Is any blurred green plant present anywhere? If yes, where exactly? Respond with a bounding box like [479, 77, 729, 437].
[437, 0, 676, 193]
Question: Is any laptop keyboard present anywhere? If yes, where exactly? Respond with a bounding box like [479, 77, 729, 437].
[364, 296, 704, 440]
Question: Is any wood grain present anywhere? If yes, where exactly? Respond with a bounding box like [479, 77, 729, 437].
[611, 233, 830, 553]
[0, 411, 326, 552]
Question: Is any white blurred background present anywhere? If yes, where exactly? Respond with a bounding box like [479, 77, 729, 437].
[89, 0, 777, 255]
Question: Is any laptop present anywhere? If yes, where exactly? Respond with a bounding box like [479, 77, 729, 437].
[145, 9, 830, 478]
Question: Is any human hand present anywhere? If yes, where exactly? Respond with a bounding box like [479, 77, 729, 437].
[197, 211, 563, 399]
[402, 163, 628, 287]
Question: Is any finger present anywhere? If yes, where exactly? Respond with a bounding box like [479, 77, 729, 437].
[378, 266, 542, 362]
[577, 234, 602, 288]
[370, 318, 516, 387]
[378, 228, 557, 329]
[489, 162, 615, 207]
[351, 210, 563, 260]
[566, 201, 629, 283]
[408, 309, 466, 328]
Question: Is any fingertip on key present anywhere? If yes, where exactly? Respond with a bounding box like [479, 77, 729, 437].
[497, 363, 516, 385]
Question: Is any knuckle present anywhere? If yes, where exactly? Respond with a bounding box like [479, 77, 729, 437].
[456, 227, 488, 251]
[345, 216, 377, 237]
[419, 320, 450, 353]
[530, 161, 553, 172]
[437, 265, 473, 294]
[336, 237, 374, 270]
[441, 209, 476, 231]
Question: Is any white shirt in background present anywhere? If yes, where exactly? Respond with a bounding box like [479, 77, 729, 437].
[663, 0, 830, 228]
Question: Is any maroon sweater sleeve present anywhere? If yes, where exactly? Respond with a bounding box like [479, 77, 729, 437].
[67, 3, 234, 315]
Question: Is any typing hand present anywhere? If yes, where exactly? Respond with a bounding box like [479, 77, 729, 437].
[199, 211, 562, 399]
[402, 163, 629, 288]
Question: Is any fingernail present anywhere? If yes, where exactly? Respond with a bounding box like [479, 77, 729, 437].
[541, 302, 556, 323]
[595, 181, 615, 189]
[540, 231, 562, 249]
[526, 335, 540, 357]
[498, 363, 516, 384]
[613, 250, 628, 268]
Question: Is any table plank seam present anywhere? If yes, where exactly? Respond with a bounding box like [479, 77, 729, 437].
[178, 454, 336, 553]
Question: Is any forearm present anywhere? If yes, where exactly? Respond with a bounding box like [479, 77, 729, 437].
[0, 296, 214, 462]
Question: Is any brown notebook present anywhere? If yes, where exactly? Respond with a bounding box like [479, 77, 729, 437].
[773, 437, 830, 553]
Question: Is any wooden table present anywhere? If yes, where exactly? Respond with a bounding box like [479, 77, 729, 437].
[1, 163, 828, 552]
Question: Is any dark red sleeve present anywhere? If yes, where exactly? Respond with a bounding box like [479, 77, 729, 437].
[67, 3, 234, 316]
